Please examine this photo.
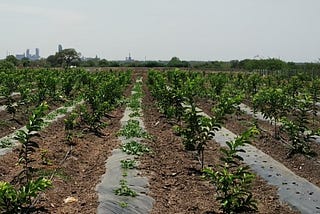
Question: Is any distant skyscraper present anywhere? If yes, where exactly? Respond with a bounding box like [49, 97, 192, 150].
[58, 44, 63, 52]
[26, 49, 30, 58]
[20, 48, 40, 60]
[125, 52, 134, 62]
[35, 48, 39, 57]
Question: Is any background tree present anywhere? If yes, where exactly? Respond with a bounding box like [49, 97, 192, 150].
[5, 55, 19, 66]
[20, 57, 31, 67]
[56, 48, 81, 68]
[46, 55, 58, 67]
[167, 57, 190, 68]
[98, 59, 110, 67]
[0, 60, 15, 70]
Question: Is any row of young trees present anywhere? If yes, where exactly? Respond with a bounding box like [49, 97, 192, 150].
[180, 70, 320, 157]
[148, 68, 320, 211]
[3, 53, 320, 72]
[147, 69, 259, 213]
[0, 67, 132, 212]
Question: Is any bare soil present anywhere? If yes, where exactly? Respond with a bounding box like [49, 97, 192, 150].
[197, 100, 320, 188]
[139, 77, 298, 214]
[0, 70, 305, 213]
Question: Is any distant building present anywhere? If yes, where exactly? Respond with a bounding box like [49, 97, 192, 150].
[16, 48, 40, 61]
[58, 44, 63, 52]
[26, 49, 30, 58]
[35, 48, 39, 58]
[15, 53, 25, 60]
[125, 53, 134, 62]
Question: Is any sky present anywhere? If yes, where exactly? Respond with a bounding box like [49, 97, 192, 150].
[1, 0, 320, 62]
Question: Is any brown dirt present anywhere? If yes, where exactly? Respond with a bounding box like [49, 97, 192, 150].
[0, 101, 63, 139]
[139, 77, 298, 214]
[0, 106, 125, 213]
[197, 100, 320, 188]
[0, 69, 305, 213]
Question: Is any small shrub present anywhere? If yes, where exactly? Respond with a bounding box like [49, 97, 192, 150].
[114, 179, 137, 197]
[121, 141, 150, 156]
[203, 127, 259, 213]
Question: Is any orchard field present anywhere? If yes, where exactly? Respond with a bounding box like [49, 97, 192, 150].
[0, 67, 320, 213]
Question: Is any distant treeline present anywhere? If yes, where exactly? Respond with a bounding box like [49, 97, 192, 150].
[1, 52, 320, 73]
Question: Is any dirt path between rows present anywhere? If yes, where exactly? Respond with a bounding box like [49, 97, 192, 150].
[139, 76, 298, 213]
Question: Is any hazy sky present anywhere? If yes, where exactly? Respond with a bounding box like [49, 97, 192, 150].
[1, 0, 320, 62]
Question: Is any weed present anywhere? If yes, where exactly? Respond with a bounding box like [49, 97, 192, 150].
[120, 159, 137, 169]
[119, 201, 128, 208]
[40, 149, 52, 165]
[56, 107, 68, 115]
[128, 98, 141, 111]
[121, 141, 150, 156]
[118, 120, 150, 139]
[0, 139, 13, 148]
[129, 111, 141, 118]
[114, 179, 138, 197]
[45, 112, 57, 120]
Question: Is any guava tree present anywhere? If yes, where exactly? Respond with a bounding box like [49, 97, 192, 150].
[253, 88, 288, 137]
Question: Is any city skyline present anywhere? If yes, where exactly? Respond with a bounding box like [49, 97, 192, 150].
[1, 1, 320, 62]
[15, 48, 40, 61]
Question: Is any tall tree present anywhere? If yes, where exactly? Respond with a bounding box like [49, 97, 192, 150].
[5, 55, 18, 66]
[56, 48, 81, 68]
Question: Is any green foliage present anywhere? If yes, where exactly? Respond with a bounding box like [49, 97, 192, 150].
[0, 139, 13, 148]
[0, 178, 52, 213]
[79, 71, 130, 134]
[238, 58, 287, 71]
[15, 102, 49, 184]
[5, 55, 19, 66]
[280, 95, 317, 157]
[64, 112, 79, 144]
[253, 88, 288, 137]
[0, 60, 15, 70]
[203, 127, 259, 214]
[147, 69, 185, 119]
[213, 86, 244, 123]
[56, 48, 81, 68]
[308, 78, 320, 127]
[179, 100, 203, 151]
[114, 179, 138, 197]
[118, 201, 128, 208]
[0, 103, 52, 213]
[40, 149, 52, 165]
[128, 97, 141, 111]
[167, 57, 190, 68]
[128, 111, 141, 118]
[120, 159, 137, 169]
[121, 141, 150, 156]
[196, 117, 220, 169]
[118, 120, 150, 139]
[5, 96, 18, 121]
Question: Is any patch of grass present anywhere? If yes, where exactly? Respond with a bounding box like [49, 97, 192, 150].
[118, 119, 150, 139]
[128, 98, 141, 110]
[119, 201, 128, 208]
[0, 138, 13, 148]
[41, 121, 51, 128]
[120, 159, 137, 169]
[56, 107, 68, 114]
[128, 111, 141, 118]
[114, 179, 138, 197]
[35, 169, 70, 181]
[45, 112, 57, 120]
[0, 120, 10, 127]
[121, 141, 150, 156]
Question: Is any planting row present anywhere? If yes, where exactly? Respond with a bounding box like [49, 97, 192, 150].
[146, 69, 320, 213]
[0, 69, 132, 213]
